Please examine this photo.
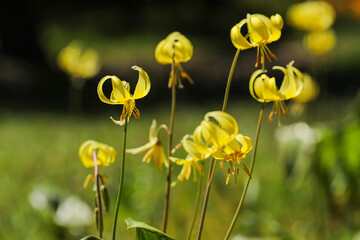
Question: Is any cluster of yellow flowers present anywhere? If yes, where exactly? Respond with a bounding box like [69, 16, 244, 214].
[287, 0, 336, 55]
[171, 111, 253, 185]
[76, 10, 310, 239]
[126, 13, 305, 184]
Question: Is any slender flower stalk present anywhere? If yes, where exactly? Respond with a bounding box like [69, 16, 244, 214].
[224, 102, 266, 240]
[96, 66, 150, 239]
[112, 120, 128, 240]
[163, 73, 177, 232]
[155, 32, 193, 232]
[92, 150, 104, 238]
[222, 49, 241, 112]
[186, 172, 203, 240]
[196, 158, 216, 240]
[197, 48, 241, 240]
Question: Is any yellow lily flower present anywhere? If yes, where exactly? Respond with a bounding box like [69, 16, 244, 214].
[97, 66, 151, 125]
[155, 31, 193, 88]
[230, 13, 284, 67]
[79, 140, 116, 187]
[249, 61, 304, 125]
[193, 111, 239, 155]
[213, 134, 253, 184]
[286, 1, 335, 32]
[79, 140, 116, 168]
[170, 134, 209, 186]
[126, 120, 167, 171]
[185, 111, 253, 184]
[57, 40, 100, 87]
[304, 29, 336, 55]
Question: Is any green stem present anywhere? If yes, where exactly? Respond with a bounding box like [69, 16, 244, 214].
[196, 158, 215, 240]
[112, 119, 128, 240]
[222, 49, 241, 112]
[224, 102, 266, 240]
[93, 151, 104, 238]
[186, 170, 204, 240]
[162, 78, 177, 232]
[196, 49, 240, 240]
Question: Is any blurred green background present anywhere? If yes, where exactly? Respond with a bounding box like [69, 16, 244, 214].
[1, 0, 360, 239]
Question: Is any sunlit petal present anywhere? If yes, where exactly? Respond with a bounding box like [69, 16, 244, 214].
[230, 19, 252, 50]
[132, 65, 151, 99]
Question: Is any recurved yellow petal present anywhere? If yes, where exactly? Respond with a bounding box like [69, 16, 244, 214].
[269, 14, 283, 42]
[248, 14, 272, 44]
[230, 19, 252, 50]
[182, 135, 209, 160]
[97, 75, 131, 104]
[126, 138, 158, 154]
[236, 134, 253, 154]
[204, 111, 239, 137]
[132, 65, 151, 99]
[275, 61, 304, 99]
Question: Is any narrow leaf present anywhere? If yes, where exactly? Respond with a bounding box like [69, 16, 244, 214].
[80, 235, 102, 240]
[125, 218, 175, 240]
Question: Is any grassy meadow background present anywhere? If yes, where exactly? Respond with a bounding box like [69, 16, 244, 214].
[1, 0, 360, 239]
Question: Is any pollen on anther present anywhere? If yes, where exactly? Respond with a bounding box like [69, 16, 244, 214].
[220, 162, 224, 169]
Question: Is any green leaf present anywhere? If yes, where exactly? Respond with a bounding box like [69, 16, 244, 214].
[125, 218, 175, 240]
[80, 236, 102, 240]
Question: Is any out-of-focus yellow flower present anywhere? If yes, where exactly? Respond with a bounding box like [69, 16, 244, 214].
[170, 134, 209, 186]
[304, 29, 336, 55]
[155, 31, 194, 88]
[286, 1, 335, 32]
[249, 61, 304, 125]
[126, 120, 167, 171]
[79, 140, 116, 168]
[293, 73, 320, 103]
[97, 66, 151, 125]
[79, 140, 116, 188]
[230, 13, 284, 67]
[57, 40, 101, 87]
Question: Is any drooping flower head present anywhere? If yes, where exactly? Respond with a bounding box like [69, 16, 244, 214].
[97, 66, 151, 125]
[79, 140, 116, 187]
[286, 1, 336, 32]
[249, 61, 304, 125]
[193, 111, 239, 155]
[230, 13, 284, 67]
[155, 31, 194, 88]
[304, 29, 336, 55]
[126, 120, 168, 171]
[187, 111, 252, 184]
[57, 40, 101, 88]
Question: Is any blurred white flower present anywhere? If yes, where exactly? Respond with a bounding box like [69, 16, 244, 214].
[53, 196, 93, 228]
[28, 188, 49, 211]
